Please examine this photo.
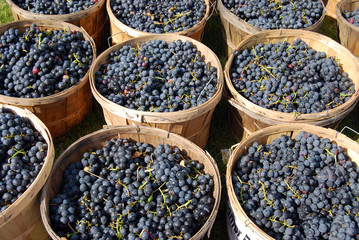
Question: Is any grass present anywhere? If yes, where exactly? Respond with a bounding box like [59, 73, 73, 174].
[0, 0, 13, 24]
[0, 1, 359, 239]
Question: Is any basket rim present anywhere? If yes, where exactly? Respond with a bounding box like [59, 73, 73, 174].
[5, 0, 105, 20]
[89, 34, 224, 123]
[0, 104, 54, 227]
[226, 122, 359, 240]
[106, 0, 211, 38]
[224, 28, 359, 123]
[0, 19, 97, 105]
[40, 125, 222, 240]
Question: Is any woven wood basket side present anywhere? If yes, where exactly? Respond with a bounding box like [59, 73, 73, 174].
[0, 105, 54, 240]
[5, 0, 106, 51]
[324, 0, 340, 19]
[101, 105, 215, 148]
[226, 123, 359, 239]
[337, 0, 359, 58]
[0, 20, 96, 140]
[217, 0, 326, 58]
[106, 0, 211, 45]
[90, 34, 223, 148]
[40, 126, 221, 240]
[224, 29, 359, 141]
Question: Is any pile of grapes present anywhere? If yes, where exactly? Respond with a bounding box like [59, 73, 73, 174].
[343, 7, 359, 27]
[0, 108, 48, 212]
[230, 38, 355, 114]
[0, 23, 93, 98]
[49, 138, 215, 240]
[12, 0, 100, 15]
[222, 0, 323, 29]
[110, 0, 207, 33]
[232, 131, 359, 239]
[95, 39, 218, 112]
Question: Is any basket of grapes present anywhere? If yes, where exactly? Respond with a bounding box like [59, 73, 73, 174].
[226, 123, 359, 239]
[4, 0, 107, 52]
[89, 34, 223, 148]
[0, 104, 54, 240]
[107, 0, 211, 45]
[337, 0, 359, 58]
[40, 125, 221, 240]
[0, 20, 96, 140]
[217, 0, 326, 57]
[225, 29, 359, 141]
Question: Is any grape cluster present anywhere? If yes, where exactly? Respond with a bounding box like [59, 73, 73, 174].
[95, 39, 218, 112]
[223, 0, 323, 29]
[232, 131, 359, 239]
[49, 138, 215, 240]
[12, 0, 99, 15]
[0, 108, 48, 212]
[230, 38, 355, 114]
[343, 7, 359, 27]
[110, 0, 207, 33]
[0, 24, 93, 98]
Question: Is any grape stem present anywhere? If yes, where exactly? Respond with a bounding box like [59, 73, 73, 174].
[83, 166, 107, 181]
[8, 148, 26, 163]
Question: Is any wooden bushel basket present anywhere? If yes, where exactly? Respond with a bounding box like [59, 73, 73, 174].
[226, 123, 359, 239]
[0, 104, 54, 240]
[224, 29, 359, 141]
[40, 125, 221, 239]
[89, 34, 223, 149]
[5, 0, 107, 52]
[0, 20, 96, 140]
[106, 0, 211, 45]
[217, 0, 326, 57]
[337, 0, 359, 58]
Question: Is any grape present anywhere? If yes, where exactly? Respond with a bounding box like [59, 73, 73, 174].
[49, 138, 215, 239]
[232, 131, 359, 239]
[343, 7, 359, 27]
[223, 0, 323, 30]
[110, 0, 207, 33]
[230, 38, 355, 114]
[12, 0, 99, 15]
[0, 108, 48, 212]
[0, 24, 93, 98]
[95, 39, 218, 112]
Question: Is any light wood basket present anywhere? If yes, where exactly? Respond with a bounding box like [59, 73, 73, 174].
[40, 125, 221, 240]
[226, 123, 359, 239]
[0, 104, 54, 240]
[224, 29, 359, 141]
[90, 34, 223, 149]
[0, 20, 96, 140]
[337, 0, 359, 58]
